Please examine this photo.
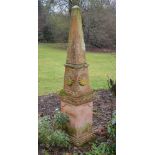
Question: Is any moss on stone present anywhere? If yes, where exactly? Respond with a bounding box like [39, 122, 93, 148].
[78, 123, 92, 134]
[59, 89, 67, 96]
[66, 123, 92, 136]
[66, 126, 77, 135]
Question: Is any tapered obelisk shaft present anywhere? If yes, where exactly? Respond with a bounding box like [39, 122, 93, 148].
[67, 5, 86, 64]
[60, 6, 93, 146]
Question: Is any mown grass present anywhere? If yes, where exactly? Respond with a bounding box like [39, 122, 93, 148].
[38, 43, 116, 95]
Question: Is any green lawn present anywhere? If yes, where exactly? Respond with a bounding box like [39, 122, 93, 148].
[38, 43, 116, 95]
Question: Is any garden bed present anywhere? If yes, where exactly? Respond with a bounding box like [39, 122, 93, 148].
[38, 89, 116, 155]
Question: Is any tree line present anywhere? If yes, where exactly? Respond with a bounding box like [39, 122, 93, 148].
[38, 0, 116, 49]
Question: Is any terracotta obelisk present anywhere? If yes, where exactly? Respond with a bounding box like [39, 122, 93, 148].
[60, 5, 93, 146]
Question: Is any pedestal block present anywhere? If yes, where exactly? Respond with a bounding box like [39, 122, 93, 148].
[61, 101, 93, 146]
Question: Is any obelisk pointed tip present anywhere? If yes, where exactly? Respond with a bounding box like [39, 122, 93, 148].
[72, 5, 80, 9]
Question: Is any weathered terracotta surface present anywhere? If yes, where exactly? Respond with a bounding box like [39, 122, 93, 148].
[63, 5, 93, 103]
[64, 66, 92, 97]
[66, 6, 86, 64]
[61, 101, 93, 136]
[60, 5, 93, 146]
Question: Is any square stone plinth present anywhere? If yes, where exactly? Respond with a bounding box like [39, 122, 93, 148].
[61, 101, 93, 146]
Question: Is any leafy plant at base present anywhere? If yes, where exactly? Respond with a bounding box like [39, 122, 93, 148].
[85, 111, 116, 155]
[38, 116, 52, 145]
[85, 143, 107, 155]
[107, 110, 116, 140]
[53, 109, 69, 130]
[48, 130, 70, 148]
[38, 111, 70, 148]
[106, 110, 116, 154]
[44, 150, 50, 155]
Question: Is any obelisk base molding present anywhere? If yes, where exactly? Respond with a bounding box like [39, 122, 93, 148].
[60, 91, 94, 106]
[70, 132, 95, 146]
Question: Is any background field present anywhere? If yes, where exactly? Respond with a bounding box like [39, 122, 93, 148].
[38, 43, 116, 95]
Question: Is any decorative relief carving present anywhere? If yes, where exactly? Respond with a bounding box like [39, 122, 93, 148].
[78, 73, 88, 86]
[66, 78, 74, 86]
[60, 91, 94, 106]
[64, 72, 75, 87]
[70, 132, 94, 146]
[78, 79, 87, 86]
[64, 69, 89, 88]
[65, 77, 88, 87]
